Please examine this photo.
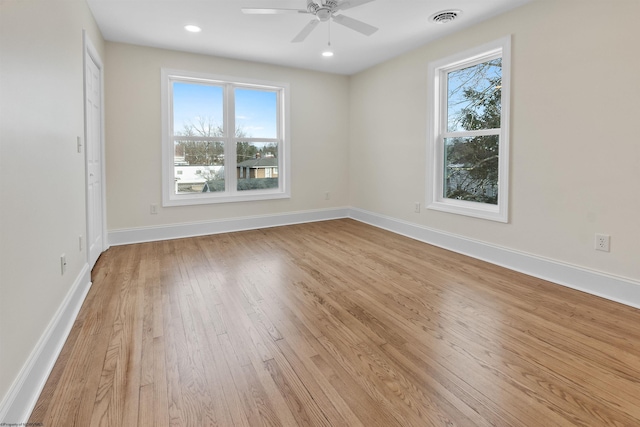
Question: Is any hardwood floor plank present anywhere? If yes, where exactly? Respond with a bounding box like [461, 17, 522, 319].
[138, 383, 154, 427]
[182, 292, 233, 426]
[160, 267, 187, 426]
[176, 290, 217, 426]
[30, 219, 640, 426]
[218, 332, 266, 427]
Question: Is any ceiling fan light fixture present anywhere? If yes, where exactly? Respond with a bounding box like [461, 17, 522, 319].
[429, 9, 461, 24]
[316, 8, 331, 22]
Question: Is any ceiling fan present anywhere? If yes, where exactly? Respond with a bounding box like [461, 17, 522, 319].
[242, 0, 378, 43]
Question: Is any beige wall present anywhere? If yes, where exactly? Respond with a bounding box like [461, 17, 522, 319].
[105, 43, 350, 230]
[349, 0, 640, 281]
[0, 0, 104, 408]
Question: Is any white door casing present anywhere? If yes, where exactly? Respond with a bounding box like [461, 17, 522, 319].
[84, 32, 105, 269]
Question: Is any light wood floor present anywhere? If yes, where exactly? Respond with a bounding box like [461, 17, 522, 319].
[30, 219, 640, 426]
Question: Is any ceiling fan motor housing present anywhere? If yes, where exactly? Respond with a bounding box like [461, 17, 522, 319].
[309, 0, 339, 21]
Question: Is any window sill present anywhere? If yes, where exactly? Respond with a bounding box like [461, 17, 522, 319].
[163, 190, 290, 207]
[427, 199, 508, 223]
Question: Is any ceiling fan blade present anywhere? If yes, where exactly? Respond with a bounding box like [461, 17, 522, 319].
[242, 8, 308, 14]
[336, 0, 376, 11]
[291, 19, 320, 43]
[332, 14, 378, 36]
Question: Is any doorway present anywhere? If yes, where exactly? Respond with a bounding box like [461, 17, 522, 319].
[84, 32, 105, 269]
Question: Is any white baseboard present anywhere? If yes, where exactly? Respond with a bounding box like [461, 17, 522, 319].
[349, 207, 640, 310]
[0, 264, 92, 424]
[108, 207, 349, 246]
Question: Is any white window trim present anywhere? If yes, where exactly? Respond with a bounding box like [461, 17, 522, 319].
[161, 68, 291, 207]
[426, 36, 511, 223]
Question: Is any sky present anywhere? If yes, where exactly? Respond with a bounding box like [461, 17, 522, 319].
[173, 82, 277, 139]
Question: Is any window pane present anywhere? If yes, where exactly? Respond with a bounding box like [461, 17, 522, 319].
[447, 58, 502, 132]
[444, 135, 499, 204]
[173, 82, 224, 137]
[172, 82, 225, 194]
[236, 142, 278, 191]
[235, 88, 277, 139]
[174, 140, 225, 193]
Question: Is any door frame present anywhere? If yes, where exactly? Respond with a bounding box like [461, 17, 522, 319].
[83, 30, 107, 268]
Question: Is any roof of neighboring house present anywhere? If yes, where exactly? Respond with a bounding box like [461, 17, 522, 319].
[237, 157, 278, 168]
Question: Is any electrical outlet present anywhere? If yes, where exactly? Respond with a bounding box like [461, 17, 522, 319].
[60, 254, 67, 275]
[77, 136, 83, 153]
[150, 204, 158, 215]
[595, 234, 610, 252]
[324, 192, 330, 200]
[79, 235, 83, 251]
[414, 202, 420, 213]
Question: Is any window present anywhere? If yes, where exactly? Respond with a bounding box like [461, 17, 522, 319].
[161, 69, 290, 206]
[427, 36, 511, 222]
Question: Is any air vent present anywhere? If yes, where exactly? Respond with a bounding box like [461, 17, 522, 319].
[430, 10, 462, 24]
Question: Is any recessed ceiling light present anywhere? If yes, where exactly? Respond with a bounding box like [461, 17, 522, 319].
[184, 25, 202, 33]
[322, 50, 334, 57]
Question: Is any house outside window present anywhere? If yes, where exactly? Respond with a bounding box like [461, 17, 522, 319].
[427, 36, 511, 222]
[161, 69, 290, 206]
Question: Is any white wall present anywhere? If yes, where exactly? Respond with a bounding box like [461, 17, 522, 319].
[349, 0, 640, 282]
[105, 43, 350, 231]
[0, 0, 104, 416]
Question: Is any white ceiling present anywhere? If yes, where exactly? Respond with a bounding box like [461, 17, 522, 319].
[87, 0, 532, 75]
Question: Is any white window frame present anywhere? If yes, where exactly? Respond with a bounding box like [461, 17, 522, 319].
[161, 69, 291, 206]
[426, 36, 511, 222]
